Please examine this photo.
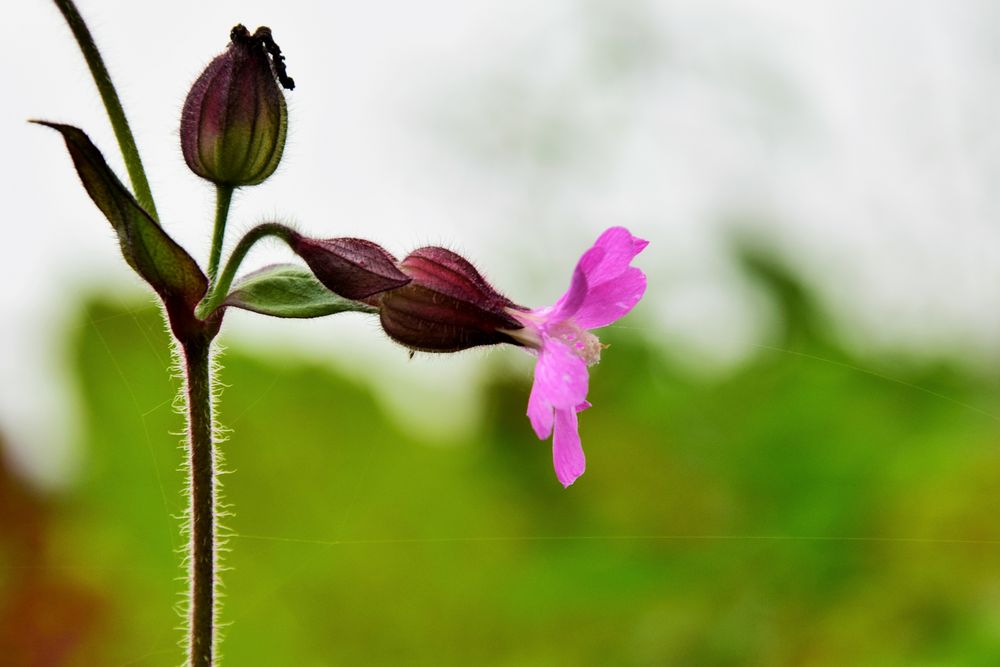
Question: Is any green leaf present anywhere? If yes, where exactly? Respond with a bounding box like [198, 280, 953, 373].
[222, 264, 379, 318]
[34, 121, 207, 314]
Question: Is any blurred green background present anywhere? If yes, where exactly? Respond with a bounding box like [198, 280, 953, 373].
[7, 1, 1000, 665]
[2, 251, 999, 666]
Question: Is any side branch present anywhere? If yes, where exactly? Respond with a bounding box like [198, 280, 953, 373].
[52, 0, 159, 219]
[196, 222, 296, 319]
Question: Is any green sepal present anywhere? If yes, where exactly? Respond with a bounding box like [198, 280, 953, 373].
[221, 264, 379, 318]
[34, 121, 208, 315]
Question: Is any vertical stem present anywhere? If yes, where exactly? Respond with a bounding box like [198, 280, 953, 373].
[183, 337, 216, 666]
[207, 185, 235, 283]
[51, 0, 159, 220]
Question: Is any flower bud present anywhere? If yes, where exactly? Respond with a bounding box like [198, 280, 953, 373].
[378, 247, 525, 352]
[289, 234, 411, 300]
[181, 25, 294, 186]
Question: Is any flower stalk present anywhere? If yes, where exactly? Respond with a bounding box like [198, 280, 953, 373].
[182, 335, 217, 667]
[207, 185, 235, 283]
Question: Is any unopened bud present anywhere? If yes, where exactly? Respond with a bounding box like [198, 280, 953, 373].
[181, 25, 294, 187]
[290, 234, 411, 300]
[379, 247, 525, 352]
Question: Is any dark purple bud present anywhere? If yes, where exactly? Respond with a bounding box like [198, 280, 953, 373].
[378, 247, 525, 352]
[181, 25, 293, 187]
[290, 234, 412, 300]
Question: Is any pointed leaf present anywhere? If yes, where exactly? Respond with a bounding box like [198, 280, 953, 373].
[34, 122, 207, 314]
[222, 264, 378, 318]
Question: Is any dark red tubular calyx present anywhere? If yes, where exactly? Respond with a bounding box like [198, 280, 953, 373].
[378, 247, 525, 352]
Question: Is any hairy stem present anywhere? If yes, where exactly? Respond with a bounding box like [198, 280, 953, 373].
[52, 0, 159, 220]
[207, 185, 235, 283]
[196, 222, 296, 319]
[183, 337, 216, 666]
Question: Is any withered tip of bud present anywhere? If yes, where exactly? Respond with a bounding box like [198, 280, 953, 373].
[233, 24, 296, 91]
[230, 24, 250, 42]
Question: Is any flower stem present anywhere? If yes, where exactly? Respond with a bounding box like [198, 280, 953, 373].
[207, 185, 235, 283]
[196, 222, 296, 319]
[183, 335, 216, 667]
[51, 0, 159, 220]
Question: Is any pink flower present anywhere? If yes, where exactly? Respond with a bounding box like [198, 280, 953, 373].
[366, 226, 646, 487]
[506, 227, 648, 487]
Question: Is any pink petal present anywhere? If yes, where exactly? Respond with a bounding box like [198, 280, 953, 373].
[525, 335, 589, 442]
[552, 407, 585, 487]
[533, 335, 589, 410]
[573, 267, 647, 329]
[550, 247, 601, 321]
[578, 227, 648, 288]
[527, 375, 554, 439]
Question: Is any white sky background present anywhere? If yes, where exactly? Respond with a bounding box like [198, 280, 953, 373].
[5, 0, 1000, 486]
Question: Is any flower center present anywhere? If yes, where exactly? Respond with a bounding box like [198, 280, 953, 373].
[503, 309, 605, 365]
[550, 321, 603, 367]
